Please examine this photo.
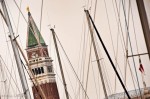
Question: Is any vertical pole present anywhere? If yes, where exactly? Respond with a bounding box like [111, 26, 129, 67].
[136, 0, 150, 59]
[15, 40, 46, 99]
[50, 28, 70, 99]
[0, 0, 31, 99]
[85, 11, 108, 99]
[0, 57, 6, 96]
[85, 10, 131, 99]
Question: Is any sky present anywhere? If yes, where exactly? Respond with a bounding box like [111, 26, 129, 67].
[0, 0, 150, 99]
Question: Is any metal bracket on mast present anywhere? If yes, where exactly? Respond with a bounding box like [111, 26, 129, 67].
[128, 53, 148, 58]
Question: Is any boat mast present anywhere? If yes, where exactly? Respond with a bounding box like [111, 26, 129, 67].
[0, 0, 31, 99]
[136, 0, 150, 59]
[85, 10, 108, 99]
[50, 28, 70, 99]
[85, 10, 131, 99]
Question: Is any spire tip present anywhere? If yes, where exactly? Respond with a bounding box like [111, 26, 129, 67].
[27, 6, 30, 12]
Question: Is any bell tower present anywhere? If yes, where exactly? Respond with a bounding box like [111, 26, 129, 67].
[26, 8, 60, 99]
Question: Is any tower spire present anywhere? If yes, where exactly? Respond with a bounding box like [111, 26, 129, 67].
[26, 8, 60, 99]
[26, 7, 46, 48]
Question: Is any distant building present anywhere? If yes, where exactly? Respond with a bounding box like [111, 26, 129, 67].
[108, 87, 150, 99]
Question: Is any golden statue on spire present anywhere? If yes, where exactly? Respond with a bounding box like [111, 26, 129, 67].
[27, 6, 30, 12]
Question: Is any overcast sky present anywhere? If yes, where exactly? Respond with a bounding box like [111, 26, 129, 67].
[0, 0, 150, 99]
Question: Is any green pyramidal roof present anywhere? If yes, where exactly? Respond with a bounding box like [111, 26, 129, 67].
[27, 11, 46, 48]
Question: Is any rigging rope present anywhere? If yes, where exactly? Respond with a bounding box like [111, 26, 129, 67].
[13, 0, 27, 23]
[20, 60, 42, 99]
[95, 36, 114, 95]
[6, 67, 18, 97]
[99, 1, 132, 95]
[74, 13, 86, 99]
[13, 1, 79, 98]
[0, 58, 6, 96]
[61, 59, 75, 99]
[0, 56, 21, 94]
[91, 61, 99, 99]
[81, 12, 93, 99]
[15, 0, 25, 51]
[129, 0, 143, 96]
[80, 20, 89, 99]
[74, 11, 92, 99]
[93, 0, 113, 93]
[86, 0, 106, 98]
[16, 0, 22, 35]
[6, 1, 49, 98]
[130, 0, 140, 55]
[5, 1, 28, 95]
[112, 0, 138, 96]
[5, 0, 17, 31]
[103, 0, 116, 64]
[40, 0, 43, 32]
[85, 41, 92, 99]
[13, 0, 39, 44]
[114, 0, 126, 49]
[54, 32, 90, 99]
[85, 9, 131, 98]
[1, 15, 22, 96]
[121, 0, 142, 98]
[124, 0, 131, 91]
[10, 1, 73, 98]
[56, 43, 75, 99]
[83, 0, 99, 97]
[84, 3, 101, 96]
[103, 0, 122, 95]
[130, 1, 147, 89]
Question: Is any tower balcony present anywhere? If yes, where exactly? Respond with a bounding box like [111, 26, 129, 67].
[28, 56, 53, 65]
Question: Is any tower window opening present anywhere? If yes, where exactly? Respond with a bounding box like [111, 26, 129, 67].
[38, 68, 41, 74]
[41, 67, 44, 73]
[35, 68, 39, 75]
[47, 66, 52, 72]
[33, 67, 44, 75]
[32, 69, 35, 75]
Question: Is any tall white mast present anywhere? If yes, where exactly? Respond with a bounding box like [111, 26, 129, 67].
[85, 10, 108, 99]
[50, 28, 70, 99]
[0, 0, 31, 99]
